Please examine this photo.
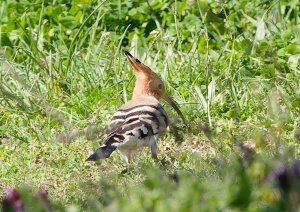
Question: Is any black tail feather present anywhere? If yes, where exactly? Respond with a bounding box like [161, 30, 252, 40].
[86, 145, 117, 161]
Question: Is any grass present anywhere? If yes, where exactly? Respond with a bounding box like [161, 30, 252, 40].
[1, 0, 300, 211]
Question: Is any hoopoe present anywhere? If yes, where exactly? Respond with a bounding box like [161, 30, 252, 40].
[86, 51, 186, 164]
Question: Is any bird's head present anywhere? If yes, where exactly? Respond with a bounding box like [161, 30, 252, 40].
[125, 51, 186, 125]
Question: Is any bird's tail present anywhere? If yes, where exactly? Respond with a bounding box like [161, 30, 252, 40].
[86, 145, 117, 161]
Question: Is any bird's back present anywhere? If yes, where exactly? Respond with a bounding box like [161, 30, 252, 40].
[104, 96, 169, 147]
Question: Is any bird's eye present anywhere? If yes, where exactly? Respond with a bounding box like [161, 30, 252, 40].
[158, 84, 163, 89]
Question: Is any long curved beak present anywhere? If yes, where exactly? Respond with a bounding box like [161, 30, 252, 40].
[163, 94, 187, 126]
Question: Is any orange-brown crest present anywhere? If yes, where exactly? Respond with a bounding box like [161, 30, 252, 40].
[125, 51, 165, 100]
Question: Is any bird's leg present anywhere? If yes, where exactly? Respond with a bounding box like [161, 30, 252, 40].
[119, 149, 132, 173]
[151, 136, 158, 160]
[126, 152, 132, 170]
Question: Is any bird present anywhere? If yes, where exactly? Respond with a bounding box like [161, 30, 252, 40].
[86, 51, 186, 166]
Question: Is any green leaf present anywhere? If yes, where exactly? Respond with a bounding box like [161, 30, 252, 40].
[58, 15, 78, 29]
[285, 42, 298, 55]
[128, 8, 137, 16]
[0, 33, 13, 47]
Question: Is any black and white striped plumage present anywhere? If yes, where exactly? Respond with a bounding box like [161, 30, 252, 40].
[86, 96, 169, 162]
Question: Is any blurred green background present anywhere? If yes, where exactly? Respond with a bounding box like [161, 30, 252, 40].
[1, 0, 300, 211]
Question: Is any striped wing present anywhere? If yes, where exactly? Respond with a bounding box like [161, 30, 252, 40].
[103, 97, 169, 146]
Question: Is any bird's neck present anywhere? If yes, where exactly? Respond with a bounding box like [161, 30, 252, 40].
[132, 80, 158, 100]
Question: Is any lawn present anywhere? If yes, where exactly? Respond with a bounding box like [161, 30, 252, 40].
[1, 0, 300, 211]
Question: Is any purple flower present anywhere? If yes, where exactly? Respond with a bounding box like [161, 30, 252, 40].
[269, 160, 300, 193]
[2, 188, 24, 212]
[38, 189, 52, 211]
